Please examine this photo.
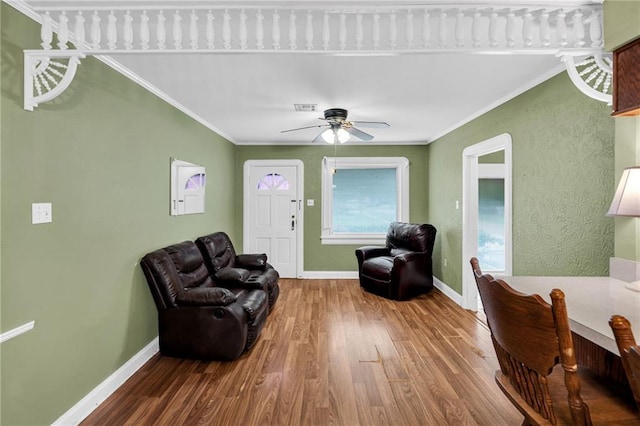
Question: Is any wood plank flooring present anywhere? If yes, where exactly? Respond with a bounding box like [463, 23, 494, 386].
[82, 279, 522, 425]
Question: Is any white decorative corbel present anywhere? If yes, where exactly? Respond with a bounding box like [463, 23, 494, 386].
[24, 50, 85, 111]
[562, 53, 613, 104]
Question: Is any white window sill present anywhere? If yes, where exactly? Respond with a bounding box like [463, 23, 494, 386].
[321, 234, 386, 245]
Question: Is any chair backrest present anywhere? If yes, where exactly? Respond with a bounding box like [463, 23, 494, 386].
[386, 222, 437, 254]
[195, 232, 237, 273]
[610, 315, 640, 410]
[470, 257, 590, 424]
[140, 241, 216, 310]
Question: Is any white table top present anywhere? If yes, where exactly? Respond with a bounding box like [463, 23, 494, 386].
[502, 276, 640, 356]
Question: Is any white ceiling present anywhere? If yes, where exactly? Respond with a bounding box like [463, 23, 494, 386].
[110, 52, 563, 144]
[21, 0, 602, 145]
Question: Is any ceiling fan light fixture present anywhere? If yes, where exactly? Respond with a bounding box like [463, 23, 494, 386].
[321, 128, 350, 144]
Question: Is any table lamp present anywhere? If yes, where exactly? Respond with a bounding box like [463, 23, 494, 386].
[607, 166, 640, 291]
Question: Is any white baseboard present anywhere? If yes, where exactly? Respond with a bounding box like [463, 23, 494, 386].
[433, 276, 463, 306]
[300, 271, 359, 279]
[52, 337, 159, 425]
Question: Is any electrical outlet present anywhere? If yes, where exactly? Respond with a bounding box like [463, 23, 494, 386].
[32, 203, 52, 224]
[444, 258, 448, 267]
[307, 199, 314, 206]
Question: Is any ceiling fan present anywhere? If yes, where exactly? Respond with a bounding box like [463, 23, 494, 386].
[280, 108, 390, 144]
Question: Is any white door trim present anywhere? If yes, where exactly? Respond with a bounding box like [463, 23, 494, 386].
[243, 159, 304, 278]
[461, 133, 512, 310]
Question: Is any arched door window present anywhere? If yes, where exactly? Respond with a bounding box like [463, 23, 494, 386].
[257, 173, 289, 190]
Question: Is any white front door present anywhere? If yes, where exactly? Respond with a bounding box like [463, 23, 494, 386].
[243, 160, 303, 278]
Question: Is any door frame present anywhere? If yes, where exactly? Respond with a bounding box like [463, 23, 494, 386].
[243, 159, 304, 278]
[461, 133, 512, 310]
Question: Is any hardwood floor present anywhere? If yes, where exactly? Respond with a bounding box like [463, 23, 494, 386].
[82, 279, 522, 425]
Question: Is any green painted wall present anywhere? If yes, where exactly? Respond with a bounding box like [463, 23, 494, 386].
[478, 151, 504, 163]
[1, 5, 237, 425]
[428, 72, 615, 293]
[234, 145, 429, 271]
[604, 0, 640, 51]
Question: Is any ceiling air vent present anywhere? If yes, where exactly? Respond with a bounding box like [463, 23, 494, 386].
[294, 104, 317, 112]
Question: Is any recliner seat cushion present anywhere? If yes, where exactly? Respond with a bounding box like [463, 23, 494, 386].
[361, 256, 394, 281]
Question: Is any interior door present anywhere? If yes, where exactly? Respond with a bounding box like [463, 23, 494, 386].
[244, 161, 302, 278]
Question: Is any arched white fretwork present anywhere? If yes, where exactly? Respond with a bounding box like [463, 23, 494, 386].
[17, 2, 610, 109]
[562, 53, 613, 104]
[24, 50, 85, 111]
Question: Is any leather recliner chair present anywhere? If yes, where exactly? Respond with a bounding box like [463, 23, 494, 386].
[355, 222, 437, 301]
[195, 232, 280, 312]
[140, 241, 268, 361]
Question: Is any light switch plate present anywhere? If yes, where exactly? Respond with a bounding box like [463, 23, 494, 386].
[32, 203, 52, 224]
[307, 199, 314, 206]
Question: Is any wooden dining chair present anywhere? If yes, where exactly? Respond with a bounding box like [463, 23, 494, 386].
[610, 314, 640, 410]
[470, 258, 638, 425]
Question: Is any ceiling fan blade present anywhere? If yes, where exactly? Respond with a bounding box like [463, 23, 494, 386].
[350, 120, 390, 128]
[280, 124, 325, 133]
[345, 126, 374, 141]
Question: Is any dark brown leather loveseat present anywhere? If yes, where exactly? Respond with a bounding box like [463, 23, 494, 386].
[140, 241, 268, 361]
[196, 232, 280, 312]
[355, 222, 437, 300]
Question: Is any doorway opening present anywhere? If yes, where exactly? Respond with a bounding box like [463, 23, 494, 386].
[461, 133, 512, 310]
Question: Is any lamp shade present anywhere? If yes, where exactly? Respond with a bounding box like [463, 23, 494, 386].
[607, 167, 640, 217]
[321, 128, 350, 144]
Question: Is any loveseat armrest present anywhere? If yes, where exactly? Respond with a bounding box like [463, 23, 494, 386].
[215, 267, 250, 283]
[236, 253, 268, 270]
[175, 287, 237, 307]
[239, 290, 268, 323]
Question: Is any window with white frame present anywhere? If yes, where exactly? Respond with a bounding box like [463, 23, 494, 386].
[321, 157, 409, 245]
